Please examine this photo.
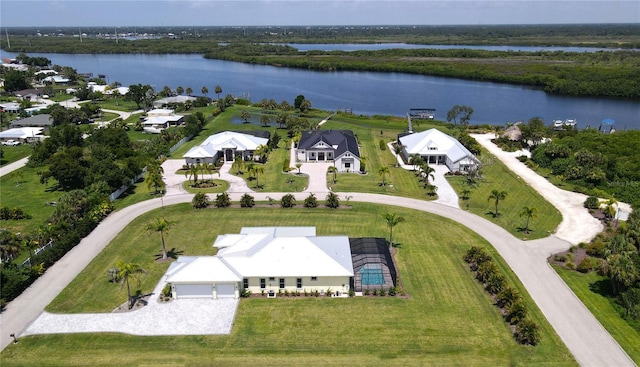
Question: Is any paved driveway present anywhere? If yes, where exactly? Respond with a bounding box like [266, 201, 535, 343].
[23, 276, 238, 336]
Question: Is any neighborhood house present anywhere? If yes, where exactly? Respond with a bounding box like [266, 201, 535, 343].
[164, 227, 354, 299]
[398, 128, 479, 173]
[296, 130, 361, 172]
[163, 227, 397, 300]
[142, 109, 184, 134]
[183, 130, 270, 164]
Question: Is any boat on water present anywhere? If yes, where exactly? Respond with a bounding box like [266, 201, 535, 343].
[553, 119, 578, 129]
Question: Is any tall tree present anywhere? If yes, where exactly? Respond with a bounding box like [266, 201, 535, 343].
[383, 212, 405, 248]
[214, 85, 223, 110]
[409, 154, 423, 171]
[125, 84, 153, 109]
[145, 218, 176, 261]
[519, 206, 538, 234]
[116, 260, 148, 309]
[176, 86, 184, 95]
[446, 105, 474, 125]
[201, 86, 208, 99]
[185, 87, 193, 96]
[260, 114, 271, 127]
[488, 189, 508, 218]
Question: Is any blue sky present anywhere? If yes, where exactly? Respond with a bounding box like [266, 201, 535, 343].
[1, 1, 638, 27]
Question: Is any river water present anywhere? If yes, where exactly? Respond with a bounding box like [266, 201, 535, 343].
[2, 51, 638, 129]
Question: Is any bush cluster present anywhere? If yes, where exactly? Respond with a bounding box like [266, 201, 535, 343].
[0, 206, 32, 220]
[464, 246, 541, 345]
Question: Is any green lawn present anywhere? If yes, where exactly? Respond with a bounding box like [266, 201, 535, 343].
[182, 179, 229, 193]
[0, 144, 32, 166]
[554, 266, 640, 363]
[447, 148, 562, 240]
[0, 203, 577, 366]
[231, 148, 308, 192]
[0, 166, 61, 234]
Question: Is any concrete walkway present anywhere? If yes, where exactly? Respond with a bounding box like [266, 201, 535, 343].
[0, 157, 29, 178]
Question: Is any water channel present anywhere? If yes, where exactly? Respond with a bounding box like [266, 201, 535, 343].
[2, 50, 638, 129]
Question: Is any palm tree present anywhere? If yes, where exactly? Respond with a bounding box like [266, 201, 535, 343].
[213, 85, 222, 105]
[461, 189, 472, 201]
[255, 144, 269, 163]
[327, 166, 337, 184]
[409, 153, 423, 171]
[378, 166, 390, 186]
[185, 164, 200, 185]
[145, 218, 176, 261]
[145, 160, 165, 194]
[233, 155, 245, 174]
[383, 212, 405, 248]
[185, 87, 193, 96]
[488, 189, 508, 218]
[116, 260, 148, 309]
[519, 206, 538, 234]
[420, 162, 435, 184]
[201, 86, 208, 99]
[176, 86, 184, 95]
[252, 165, 265, 188]
[604, 198, 618, 222]
[392, 142, 405, 167]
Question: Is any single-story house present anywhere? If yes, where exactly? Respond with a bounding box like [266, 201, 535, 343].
[153, 95, 198, 108]
[87, 82, 129, 96]
[398, 128, 479, 173]
[0, 102, 21, 114]
[14, 88, 44, 101]
[43, 75, 70, 84]
[142, 109, 184, 134]
[296, 130, 361, 172]
[164, 227, 354, 299]
[183, 130, 270, 164]
[10, 114, 53, 129]
[0, 127, 45, 143]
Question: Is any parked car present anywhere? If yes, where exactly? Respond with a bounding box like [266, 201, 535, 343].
[2, 140, 21, 146]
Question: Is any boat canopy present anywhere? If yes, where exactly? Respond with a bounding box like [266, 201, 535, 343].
[601, 118, 615, 125]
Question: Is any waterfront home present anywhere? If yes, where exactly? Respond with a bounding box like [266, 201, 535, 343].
[296, 130, 361, 172]
[398, 128, 479, 173]
[183, 130, 270, 164]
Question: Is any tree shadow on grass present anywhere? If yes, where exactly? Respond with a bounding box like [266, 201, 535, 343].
[391, 243, 403, 249]
[589, 278, 615, 298]
[516, 226, 534, 234]
[154, 248, 184, 261]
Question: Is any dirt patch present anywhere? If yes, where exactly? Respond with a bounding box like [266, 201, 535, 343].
[548, 247, 588, 267]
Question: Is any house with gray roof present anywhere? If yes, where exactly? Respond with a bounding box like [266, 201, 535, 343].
[10, 114, 53, 129]
[296, 130, 361, 172]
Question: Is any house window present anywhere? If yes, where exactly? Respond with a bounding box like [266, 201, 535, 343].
[279, 278, 285, 289]
[311, 276, 318, 281]
[260, 278, 266, 289]
[296, 278, 302, 289]
[269, 277, 275, 281]
[243, 278, 249, 289]
[345, 163, 351, 168]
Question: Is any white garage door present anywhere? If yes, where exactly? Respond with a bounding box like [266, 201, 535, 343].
[175, 284, 213, 298]
[216, 284, 236, 298]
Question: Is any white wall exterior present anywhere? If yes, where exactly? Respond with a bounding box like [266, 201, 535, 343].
[244, 276, 351, 296]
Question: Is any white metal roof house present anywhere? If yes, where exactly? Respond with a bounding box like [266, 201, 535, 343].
[142, 109, 184, 134]
[398, 128, 479, 173]
[153, 95, 198, 108]
[0, 127, 45, 143]
[296, 130, 361, 172]
[183, 131, 270, 164]
[164, 227, 354, 299]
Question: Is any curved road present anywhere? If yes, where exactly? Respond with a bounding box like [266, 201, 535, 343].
[1, 167, 635, 365]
